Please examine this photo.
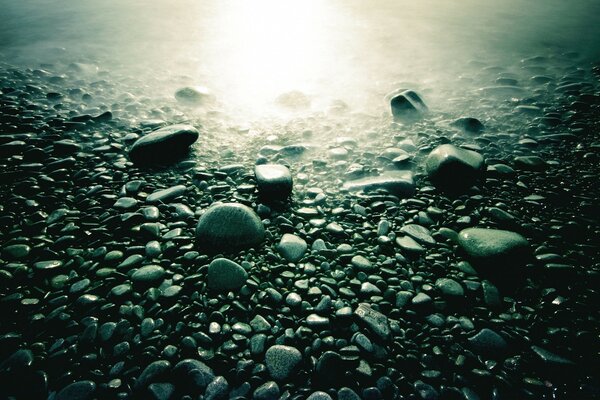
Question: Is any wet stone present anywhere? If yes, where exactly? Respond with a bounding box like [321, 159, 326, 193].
[354, 303, 390, 341]
[451, 117, 485, 133]
[390, 89, 427, 120]
[425, 144, 484, 191]
[207, 258, 248, 292]
[343, 171, 415, 197]
[468, 328, 508, 356]
[253, 381, 280, 400]
[435, 278, 464, 298]
[56, 380, 96, 400]
[196, 203, 265, 252]
[131, 265, 166, 285]
[265, 345, 302, 381]
[146, 185, 187, 204]
[255, 164, 293, 201]
[457, 228, 530, 268]
[277, 233, 307, 262]
[129, 124, 199, 165]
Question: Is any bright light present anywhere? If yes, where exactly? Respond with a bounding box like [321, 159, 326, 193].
[208, 0, 334, 115]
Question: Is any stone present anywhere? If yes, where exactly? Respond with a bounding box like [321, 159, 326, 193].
[56, 381, 96, 400]
[451, 117, 484, 133]
[343, 171, 415, 197]
[135, 360, 171, 390]
[468, 328, 508, 356]
[390, 89, 427, 120]
[255, 164, 293, 200]
[147, 383, 175, 400]
[2, 244, 30, 260]
[175, 86, 213, 104]
[253, 381, 280, 400]
[457, 228, 530, 268]
[435, 278, 464, 298]
[131, 265, 166, 285]
[207, 258, 248, 292]
[530, 345, 575, 368]
[205, 376, 229, 400]
[351, 255, 373, 271]
[400, 224, 435, 245]
[265, 345, 302, 381]
[173, 359, 215, 391]
[354, 303, 390, 341]
[425, 144, 484, 191]
[196, 203, 265, 252]
[307, 392, 333, 400]
[146, 185, 187, 204]
[277, 234, 307, 262]
[129, 124, 199, 165]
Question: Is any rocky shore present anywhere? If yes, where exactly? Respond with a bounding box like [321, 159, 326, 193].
[0, 54, 599, 400]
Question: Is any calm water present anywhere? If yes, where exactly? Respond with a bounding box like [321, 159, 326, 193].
[1, 0, 599, 119]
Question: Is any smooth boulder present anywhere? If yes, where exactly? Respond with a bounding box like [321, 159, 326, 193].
[129, 124, 199, 165]
[196, 203, 265, 252]
[425, 144, 484, 191]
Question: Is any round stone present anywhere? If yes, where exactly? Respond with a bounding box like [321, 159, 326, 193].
[196, 203, 265, 252]
[265, 345, 302, 381]
[277, 234, 307, 262]
[207, 258, 248, 292]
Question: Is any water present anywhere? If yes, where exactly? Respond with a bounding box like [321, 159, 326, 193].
[2, 0, 599, 118]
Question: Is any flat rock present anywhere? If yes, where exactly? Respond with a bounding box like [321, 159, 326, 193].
[265, 345, 302, 381]
[425, 144, 484, 191]
[343, 171, 415, 197]
[146, 185, 187, 204]
[207, 258, 248, 292]
[277, 234, 307, 262]
[457, 228, 530, 267]
[129, 124, 199, 165]
[354, 303, 390, 341]
[196, 203, 265, 252]
[255, 164, 293, 201]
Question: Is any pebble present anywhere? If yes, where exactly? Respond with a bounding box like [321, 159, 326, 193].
[55, 380, 96, 400]
[265, 345, 302, 381]
[129, 124, 199, 165]
[468, 328, 508, 356]
[457, 228, 530, 268]
[277, 233, 307, 262]
[196, 203, 265, 252]
[390, 89, 427, 120]
[354, 303, 390, 340]
[207, 258, 248, 292]
[131, 265, 166, 284]
[146, 185, 187, 203]
[343, 171, 415, 197]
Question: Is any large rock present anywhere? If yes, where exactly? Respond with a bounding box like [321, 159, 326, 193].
[207, 258, 248, 292]
[343, 171, 415, 197]
[457, 228, 530, 272]
[425, 144, 484, 191]
[175, 86, 213, 105]
[265, 345, 302, 381]
[255, 164, 293, 201]
[129, 124, 199, 165]
[389, 90, 427, 121]
[196, 203, 265, 252]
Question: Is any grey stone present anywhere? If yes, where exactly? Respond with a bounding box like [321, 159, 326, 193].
[196, 203, 265, 252]
[129, 124, 199, 165]
[255, 164, 293, 200]
[265, 345, 302, 381]
[425, 144, 484, 191]
[343, 171, 415, 197]
[277, 234, 307, 262]
[207, 258, 248, 292]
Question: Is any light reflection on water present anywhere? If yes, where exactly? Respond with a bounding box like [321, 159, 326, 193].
[1, 0, 600, 119]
